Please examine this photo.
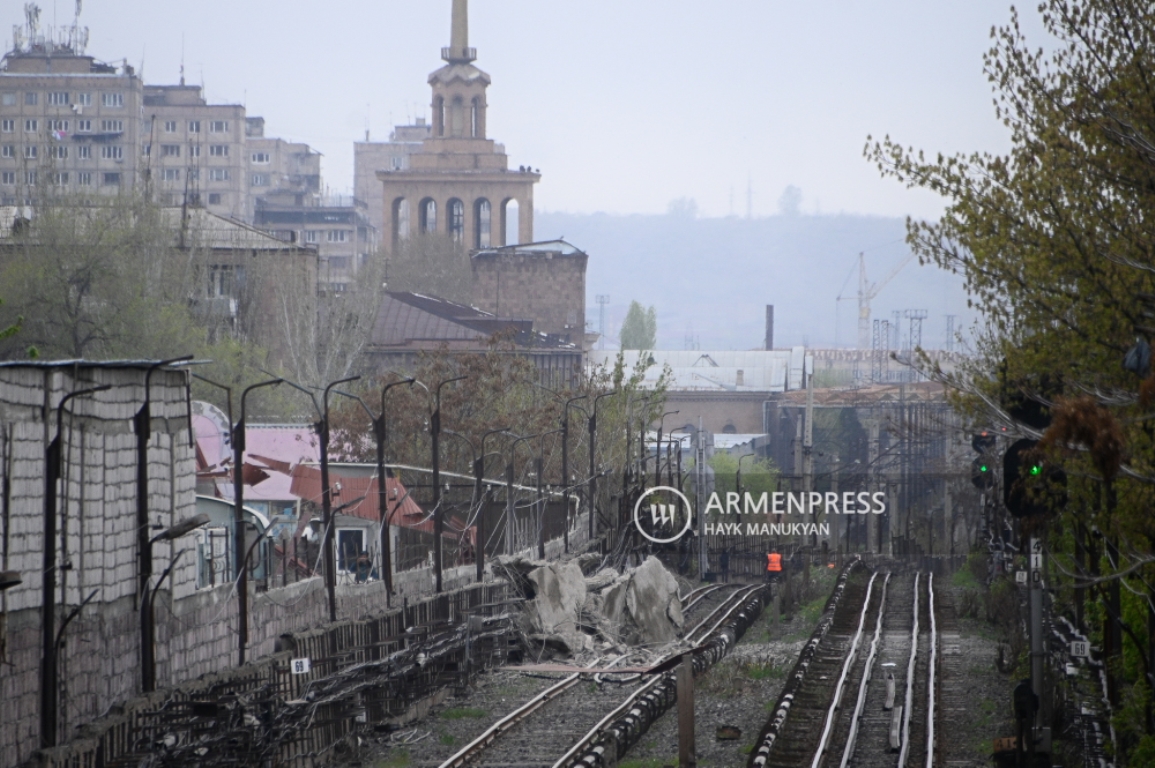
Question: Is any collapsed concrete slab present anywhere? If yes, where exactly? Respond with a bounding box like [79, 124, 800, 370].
[597, 556, 685, 646]
[496, 554, 685, 656]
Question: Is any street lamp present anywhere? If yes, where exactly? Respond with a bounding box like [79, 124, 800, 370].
[335, 375, 415, 605]
[40, 384, 111, 747]
[535, 429, 565, 558]
[432, 376, 467, 593]
[276, 374, 361, 622]
[589, 391, 618, 541]
[561, 395, 587, 553]
[655, 410, 680, 488]
[232, 378, 282, 665]
[737, 453, 756, 497]
[504, 434, 539, 556]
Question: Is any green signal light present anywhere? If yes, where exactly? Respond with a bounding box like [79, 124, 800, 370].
[979, 464, 989, 472]
[1030, 465, 1042, 476]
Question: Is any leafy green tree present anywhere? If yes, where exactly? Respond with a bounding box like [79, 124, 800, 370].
[868, 0, 1155, 755]
[620, 301, 657, 350]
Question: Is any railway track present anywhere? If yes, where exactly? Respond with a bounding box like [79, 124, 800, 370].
[434, 584, 763, 768]
[749, 567, 939, 768]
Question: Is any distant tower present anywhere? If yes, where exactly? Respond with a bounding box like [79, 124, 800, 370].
[378, 0, 540, 255]
[945, 314, 957, 352]
[596, 295, 610, 349]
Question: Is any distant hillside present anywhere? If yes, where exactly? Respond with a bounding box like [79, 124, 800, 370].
[535, 211, 975, 352]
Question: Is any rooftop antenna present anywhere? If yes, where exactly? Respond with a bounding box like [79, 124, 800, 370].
[180, 34, 185, 86]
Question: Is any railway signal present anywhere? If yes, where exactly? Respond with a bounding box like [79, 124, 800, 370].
[1003, 439, 1067, 518]
[971, 431, 996, 490]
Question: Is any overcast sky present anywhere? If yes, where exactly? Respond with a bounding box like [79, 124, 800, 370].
[13, 0, 1047, 221]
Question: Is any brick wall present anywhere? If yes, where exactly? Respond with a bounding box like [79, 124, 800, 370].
[471, 249, 587, 343]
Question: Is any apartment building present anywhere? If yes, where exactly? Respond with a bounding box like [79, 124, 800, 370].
[0, 37, 144, 204]
[353, 120, 432, 241]
[143, 85, 247, 220]
[253, 195, 377, 291]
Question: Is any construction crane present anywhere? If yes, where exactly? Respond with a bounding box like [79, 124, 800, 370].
[837, 252, 917, 349]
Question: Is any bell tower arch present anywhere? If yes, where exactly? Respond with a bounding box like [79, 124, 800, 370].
[379, 0, 539, 256]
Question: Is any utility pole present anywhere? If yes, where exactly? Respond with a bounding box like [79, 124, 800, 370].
[696, 417, 707, 578]
[803, 352, 814, 551]
[596, 295, 610, 350]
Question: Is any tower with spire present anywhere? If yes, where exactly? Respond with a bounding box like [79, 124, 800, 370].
[375, 0, 540, 256]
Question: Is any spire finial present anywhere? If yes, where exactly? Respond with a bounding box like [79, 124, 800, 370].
[443, 0, 476, 63]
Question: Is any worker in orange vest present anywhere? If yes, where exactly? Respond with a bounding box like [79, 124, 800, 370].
[766, 550, 783, 583]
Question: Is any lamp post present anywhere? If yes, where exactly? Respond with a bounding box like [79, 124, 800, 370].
[737, 453, 756, 498]
[655, 410, 680, 488]
[335, 375, 415, 605]
[562, 395, 587, 553]
[276, 374, 360, 622]
[478, 428, 511, 578]
[233, 378, 282, 665]
[432, 376, 467, 593]
[536, 429, 565, 558]
[41, 384, 110, 748]
[505, 434, 538, 556]
[588, 391, 618, 541]
[134, 356, 192, 696]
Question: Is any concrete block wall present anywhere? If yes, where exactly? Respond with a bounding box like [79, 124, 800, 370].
[0, 364, 195, 766]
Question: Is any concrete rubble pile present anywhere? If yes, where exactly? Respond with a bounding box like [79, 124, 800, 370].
[494, 555, 684, 656]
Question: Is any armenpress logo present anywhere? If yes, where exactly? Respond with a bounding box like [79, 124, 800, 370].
[634, 486, 694, 544]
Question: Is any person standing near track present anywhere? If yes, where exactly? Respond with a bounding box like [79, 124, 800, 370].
[766, 547, 783, 584]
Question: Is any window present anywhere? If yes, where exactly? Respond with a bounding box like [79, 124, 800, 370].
[188, 144, 201, 158]
[187, 168, 200, 181]
[77, 145, 90, 159]
[448, 198, 465, 241]
[161, 144, 181, 157]
[1, 172, 14, 185]
[188, 120, 200, 133]
[24, 146, 37, 159]
[0, 93, 14, 106]
[77, 172, 92, 186]
[327, 229, 349, 243]
[102, 172, 121, 185]
[164, 121, 177, 133]
[304, 230, 320, 243]
[51, 146, 66, 160]
[328, 256, 350, 269]
[25, 171, 37, 184]
[209, 120, 229, 133]
[163, 168, 181, 181]
[1, 120, 12, 133]
[1, 146, 12, 159]
[51, 172, 68, 185]
[209, 168, 230, 181]
[47, 92, 69, 106]
[100, 119, 123, 133]
[251, 173, 268, 186]
[48, 119, 68, 132]
[24, 120, 38, 133]
[101, 92, 123, 108]
[76, 93, 91, 107]
[101, 145, 123, 160]
[142, 143, 152, 157]
[419, 198, 437, 234]
[251, 152, 270, 164]
[209, 145, 229, 157]
[24, 92, 38, 106]
[76, 120, 91, 133]
[208, 193, 222, 205]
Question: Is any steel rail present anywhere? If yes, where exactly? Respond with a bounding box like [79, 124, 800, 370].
[552, 585, 762, 768]
[925, 572, 936, 768]
[437, 655, 616, 768]
[898, 572, 921, 768]
[687, 585, 761, 644]
[809, 571, 882, 768]
[682, 584, 726, 614]
[838, 572, 893, 768]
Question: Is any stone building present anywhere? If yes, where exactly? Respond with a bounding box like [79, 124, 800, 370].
[252, 195, 376, 292]
[471, 240, 588, 344]
[376, 0, 539, 253]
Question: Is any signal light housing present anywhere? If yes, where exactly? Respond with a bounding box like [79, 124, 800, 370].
[1003, 438, 1067, 518]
